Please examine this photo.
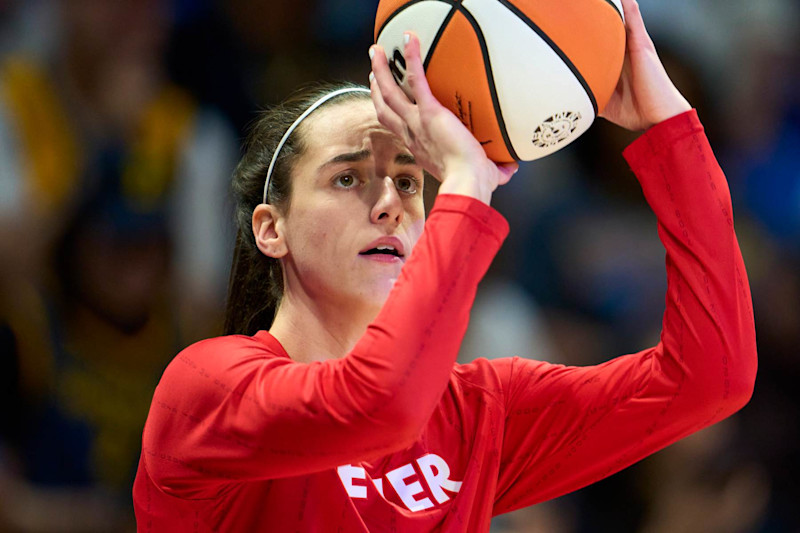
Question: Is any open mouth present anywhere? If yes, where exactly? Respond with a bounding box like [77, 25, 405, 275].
[359, 245, 403, 258]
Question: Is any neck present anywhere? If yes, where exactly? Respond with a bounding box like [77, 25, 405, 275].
[268, 290, 380, 363]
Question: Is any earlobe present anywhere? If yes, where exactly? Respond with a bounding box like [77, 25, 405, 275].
[252, 204, 288, 259]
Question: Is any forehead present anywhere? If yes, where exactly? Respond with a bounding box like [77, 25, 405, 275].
[298, 99, 408, 159]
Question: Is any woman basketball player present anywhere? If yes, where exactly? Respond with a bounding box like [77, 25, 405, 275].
[133, 0, 757, 530]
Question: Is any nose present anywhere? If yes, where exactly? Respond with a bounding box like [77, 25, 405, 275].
[370, 176, 404, 228]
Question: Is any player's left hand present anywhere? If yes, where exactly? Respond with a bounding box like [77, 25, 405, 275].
[600, 0, 691, 131]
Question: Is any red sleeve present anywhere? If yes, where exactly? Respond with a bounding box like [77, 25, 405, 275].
[492, 110, 758, 514]
[142, 194, 509, 498]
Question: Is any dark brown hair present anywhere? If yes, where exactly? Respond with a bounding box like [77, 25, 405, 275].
[223, 82, 371, 336]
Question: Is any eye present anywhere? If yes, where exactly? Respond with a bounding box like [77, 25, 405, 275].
[394, 175, 420, 195]
[333, 173, 360, 189]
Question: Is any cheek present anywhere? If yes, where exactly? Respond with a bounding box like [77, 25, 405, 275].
[407, 217, 425, 245]
[290, 220, 333, 258]
[285, 204, 352, 264]
[405, 203, 426, 243]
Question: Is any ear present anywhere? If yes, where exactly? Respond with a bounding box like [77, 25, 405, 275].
[252, 204, 288, 259]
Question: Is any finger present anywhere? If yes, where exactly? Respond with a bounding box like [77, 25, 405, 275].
[370, 44, 416, 121]
[620, 0, 655, 51]
[368, 69, 408, 137]
[495, 162, 519, 186]
[402, 32, 437, 109]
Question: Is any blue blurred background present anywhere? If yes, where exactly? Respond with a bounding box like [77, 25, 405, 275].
[0, 0, 797, 531]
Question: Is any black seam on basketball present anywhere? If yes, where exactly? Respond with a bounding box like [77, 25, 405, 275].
[603, 0, 624, 21]
[423, 6, 458, 71]
[435, 0, 519, 160]
[496, 0, 598, 117]
[376, 0, 517, 160]
[376, 0, 444, 41]
[376, 1, 456, 75]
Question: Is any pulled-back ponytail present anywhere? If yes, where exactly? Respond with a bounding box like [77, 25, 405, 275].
[223, 82, 371, 336]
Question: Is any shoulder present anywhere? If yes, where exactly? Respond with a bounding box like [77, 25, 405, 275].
[450, 357, 517, 405]
[156, 332, 290, 398]
[174, 332, 274, 364]
[179, 332, 275, 358]
[451, 356, 563, 403]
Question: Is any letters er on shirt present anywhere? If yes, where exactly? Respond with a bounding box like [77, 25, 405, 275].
[337, 453, 463, 512]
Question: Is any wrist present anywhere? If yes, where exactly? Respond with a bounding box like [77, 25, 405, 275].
[438, 175, 491, 205]
[438, 158, 495, 205]
[648, 92, 692, 129]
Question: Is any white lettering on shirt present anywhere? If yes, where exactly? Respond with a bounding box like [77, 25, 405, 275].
[385, 463, 434, 512]
[336, 453, 462, 512]
[416, 453, 463, 504]
[337, 464, 367, 498]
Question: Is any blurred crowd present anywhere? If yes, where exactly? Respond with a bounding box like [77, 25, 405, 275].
[0, 0, 796, 531]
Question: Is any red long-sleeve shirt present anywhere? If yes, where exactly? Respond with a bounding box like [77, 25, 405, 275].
[133, 110, 757, 531]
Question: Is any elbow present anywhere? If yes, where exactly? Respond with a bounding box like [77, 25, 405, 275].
[712, 342, 758, 419]
[726, 290, 759, 412]
[681, 341, 757, 424]
[727, 348, 758, 413]
[373, 402, 429, 451]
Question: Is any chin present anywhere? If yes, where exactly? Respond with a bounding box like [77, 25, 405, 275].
[362, 277, 398, 309]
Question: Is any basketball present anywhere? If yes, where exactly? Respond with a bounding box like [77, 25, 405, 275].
[374, 0, 626, 163]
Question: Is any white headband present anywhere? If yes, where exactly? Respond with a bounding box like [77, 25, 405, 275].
[262, 87, 372, 204]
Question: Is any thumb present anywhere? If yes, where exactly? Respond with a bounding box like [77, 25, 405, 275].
[496, 162, 519, 185]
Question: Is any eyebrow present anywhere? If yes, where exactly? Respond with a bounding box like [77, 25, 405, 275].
[319, 150, 418, 170]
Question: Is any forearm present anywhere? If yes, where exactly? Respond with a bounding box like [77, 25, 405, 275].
[495, 111, 757, 512]
[626, 109, 757, 415]
[144, 194, 509, 494]
[546, 111, 758, 492]
[348, 194, 508, 430]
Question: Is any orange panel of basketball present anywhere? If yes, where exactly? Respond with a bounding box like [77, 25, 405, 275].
[375, 0, 626, 163]
[425, 11, 513, 162]
[508, 0, 626, 113]
[375, 0, 415, 37]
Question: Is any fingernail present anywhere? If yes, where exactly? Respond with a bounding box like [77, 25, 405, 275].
[369, 46, 375, 60]
[369, 71, 375, 84]
[403, 33, 410, 45]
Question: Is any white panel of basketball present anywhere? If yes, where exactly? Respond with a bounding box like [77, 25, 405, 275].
[462, 0, 596, 160]
[376, 1, 453, 100]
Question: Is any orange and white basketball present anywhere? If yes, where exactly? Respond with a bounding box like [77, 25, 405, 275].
[375, 0, 626, 162]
